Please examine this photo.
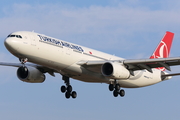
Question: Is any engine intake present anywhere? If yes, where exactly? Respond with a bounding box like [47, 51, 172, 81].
[101, 62, 130, 79]
[17, 66, 45, 83]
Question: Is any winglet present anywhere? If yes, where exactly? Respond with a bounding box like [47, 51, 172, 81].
[150, 31, 174, 71]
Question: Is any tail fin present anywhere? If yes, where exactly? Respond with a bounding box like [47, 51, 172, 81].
[150, 31, 174, 71]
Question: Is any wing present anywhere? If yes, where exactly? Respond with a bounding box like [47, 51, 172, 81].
[77, 57, 180, 74]
[123, 57, 180, 72]
[0, 62, 56, 76]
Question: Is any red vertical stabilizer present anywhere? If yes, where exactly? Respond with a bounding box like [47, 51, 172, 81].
[150, 31, 174, 71]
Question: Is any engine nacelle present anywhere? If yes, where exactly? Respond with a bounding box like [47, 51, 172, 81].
[101, 62, 130, 79]
[17, 66, 45, 83]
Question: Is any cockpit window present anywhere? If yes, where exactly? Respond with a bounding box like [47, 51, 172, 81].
[7, 34, 22, 39]
[16, 35, 22, 38]
[7, 35, 15, 37]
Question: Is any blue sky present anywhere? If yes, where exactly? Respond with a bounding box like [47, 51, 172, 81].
[1, 0, 180, 120]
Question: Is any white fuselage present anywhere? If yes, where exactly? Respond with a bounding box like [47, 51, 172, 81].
[4, 31, 166, 88]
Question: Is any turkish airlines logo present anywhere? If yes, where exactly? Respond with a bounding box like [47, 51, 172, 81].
[151, 41, 169, 71]
[154, 41, 169, 59]
[150, 32, 174, 71]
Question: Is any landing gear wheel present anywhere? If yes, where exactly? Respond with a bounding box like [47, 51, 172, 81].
[61, 85, 66, 93]
[115, 84, 120, 91]
[108, 81, 126, 98]
[71, 91, 77, 99]
[119, 89, 125, 97]
[113, 90, 119, 97]
[65, 92, 71, 99]
[109, 84, 114, 91]
[67, 85, 72, 92]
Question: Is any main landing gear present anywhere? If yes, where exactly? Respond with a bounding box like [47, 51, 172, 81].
[109, 82, 125, 97]
[60, 76, 77, 99]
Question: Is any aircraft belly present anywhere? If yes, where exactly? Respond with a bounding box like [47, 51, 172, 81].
[118, 69, 162, 88]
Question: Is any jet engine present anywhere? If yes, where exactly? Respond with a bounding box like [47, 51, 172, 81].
[17, 66, 45, 83]
[101, 62, 130, 79]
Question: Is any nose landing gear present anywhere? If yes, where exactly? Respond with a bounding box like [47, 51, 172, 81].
[19, 58, 28, 64]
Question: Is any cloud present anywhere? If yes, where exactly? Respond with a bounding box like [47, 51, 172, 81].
[0, 1, 180, 58]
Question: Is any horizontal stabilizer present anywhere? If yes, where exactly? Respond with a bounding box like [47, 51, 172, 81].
[162, 73, 180, 77]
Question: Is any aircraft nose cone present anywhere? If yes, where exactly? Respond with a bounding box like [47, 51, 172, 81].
[4, 38, 18, 52]
[4, 38, 12, 48]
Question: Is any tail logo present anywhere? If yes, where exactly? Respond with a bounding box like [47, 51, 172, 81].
[153, 41, 169, 59]
[150, 31, 174, 71]
[151, 41, 168, 71]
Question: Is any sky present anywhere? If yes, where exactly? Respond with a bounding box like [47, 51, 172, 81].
[0, 0, 180, 120]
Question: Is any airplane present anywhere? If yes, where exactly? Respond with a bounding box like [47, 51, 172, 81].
[2, 31, 180, 99]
